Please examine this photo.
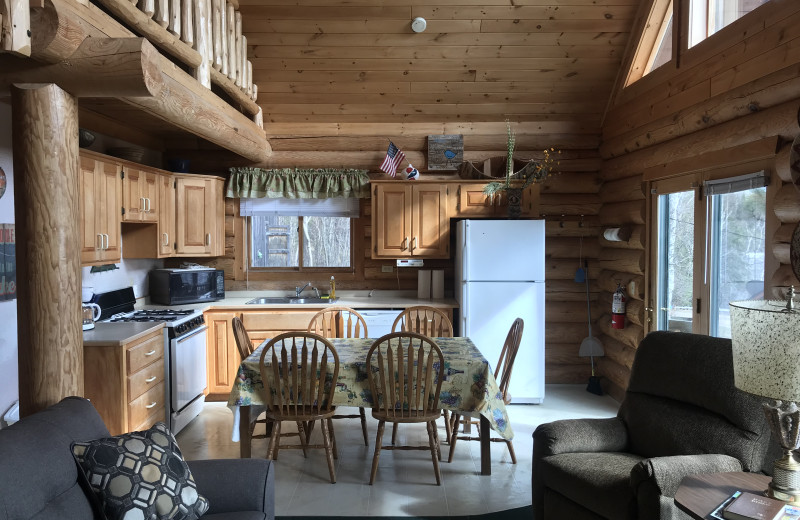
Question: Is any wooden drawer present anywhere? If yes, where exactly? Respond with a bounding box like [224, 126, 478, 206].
[128, 358, 164, 401]
[127, 333, 164, 374]
[128, 382, 165, 428]
[131, 407, 165, 432]
[242, 310, 318, 331]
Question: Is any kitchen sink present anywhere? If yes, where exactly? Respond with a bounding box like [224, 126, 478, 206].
[245, 297, 338, 305]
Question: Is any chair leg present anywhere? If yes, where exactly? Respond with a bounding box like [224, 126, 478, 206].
[426, 421, 441, 486]
[327, 417, 338, 460]
[447, 414, 460, 463]
[267, 420, 281, 460]
[369, 420, 385, 485]
[505, 439, 517, 464]
[432, 419, 441, 461]
[442, 409, 452, 444]
[304, 420, 315, 443]
[296, 421, 308, 458]
[320, 418, 337, 484]
[391, 423, 398, 445]
[359, 407, 369, 446]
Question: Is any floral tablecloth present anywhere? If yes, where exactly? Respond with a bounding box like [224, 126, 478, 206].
[227, 336, 513, 440]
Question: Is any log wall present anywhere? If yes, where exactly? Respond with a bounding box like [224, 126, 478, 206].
[598, 0, 800, 401]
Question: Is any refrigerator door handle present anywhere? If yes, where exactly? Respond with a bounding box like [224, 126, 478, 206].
[461, 221, 468, 281]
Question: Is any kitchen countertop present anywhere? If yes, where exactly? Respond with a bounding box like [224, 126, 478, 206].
[138, 291, 459, 313]
[83, 322, 165, 347]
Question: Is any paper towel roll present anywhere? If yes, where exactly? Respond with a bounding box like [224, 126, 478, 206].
[418, 270, 431, 299]
[431, 270, 444, 299]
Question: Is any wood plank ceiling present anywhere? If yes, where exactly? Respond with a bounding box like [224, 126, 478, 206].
[237, 0, 642, 169]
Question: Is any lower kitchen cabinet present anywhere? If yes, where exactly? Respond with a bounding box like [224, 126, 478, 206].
[83, 327, 166, 436]
[205, 310, 241, 401]
[204, 308, 321, 402]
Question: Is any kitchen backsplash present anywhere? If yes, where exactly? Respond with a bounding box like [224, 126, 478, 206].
[82, 258, 164, 299]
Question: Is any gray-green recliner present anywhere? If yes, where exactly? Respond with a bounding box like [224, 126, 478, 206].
[532, 331, 779, 520]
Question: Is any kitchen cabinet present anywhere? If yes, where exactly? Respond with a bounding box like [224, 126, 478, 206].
[83, 326, 166, 435]
[205, 310, 241, 401]
[175, 174, 225, 257]
[454, 182, 539, 217]
[122, 172, 176, 259]
[371, 182, 449, 259]
[122, 166, 158, 223]
[204, 308, 320, 401]
[80, 153, 123, 266]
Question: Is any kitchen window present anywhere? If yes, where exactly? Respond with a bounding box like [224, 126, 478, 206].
[649, 170, 768, 337]
[241, 197, 357, 271]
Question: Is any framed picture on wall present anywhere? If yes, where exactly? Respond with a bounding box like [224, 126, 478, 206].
[1, 224, 16, 301]
[0, 167, 6, 200]
[427, 135, 463, 170]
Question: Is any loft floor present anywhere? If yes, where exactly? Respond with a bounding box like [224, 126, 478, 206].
[177, 384, 620, 517]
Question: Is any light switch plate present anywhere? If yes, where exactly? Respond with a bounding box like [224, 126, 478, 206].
[381, 265, 393, 273]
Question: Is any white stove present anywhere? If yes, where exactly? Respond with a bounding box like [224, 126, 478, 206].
[95, 288, 207, 434]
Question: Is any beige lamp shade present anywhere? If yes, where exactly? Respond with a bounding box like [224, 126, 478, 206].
[730, 300, 800, 401]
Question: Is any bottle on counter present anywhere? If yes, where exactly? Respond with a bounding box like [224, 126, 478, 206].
[330, 276, 336, 299]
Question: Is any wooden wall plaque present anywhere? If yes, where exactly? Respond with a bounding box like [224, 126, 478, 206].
[427, 134, 463, 170]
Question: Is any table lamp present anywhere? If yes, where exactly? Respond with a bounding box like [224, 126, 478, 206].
[730, 290, 800, 502]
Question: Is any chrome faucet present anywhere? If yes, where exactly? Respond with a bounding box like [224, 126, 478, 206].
[295, 282, 311, 298]
[313, 286, 320, 298]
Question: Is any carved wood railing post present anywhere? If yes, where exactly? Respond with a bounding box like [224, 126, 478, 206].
[1, 0, 32, 56]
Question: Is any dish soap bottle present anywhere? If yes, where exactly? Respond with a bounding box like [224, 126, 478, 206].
[330, 276, 336, 299]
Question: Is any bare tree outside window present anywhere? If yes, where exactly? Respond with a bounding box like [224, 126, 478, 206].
[251, 215, 351, 269]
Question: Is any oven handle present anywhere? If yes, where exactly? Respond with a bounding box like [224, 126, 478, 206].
[174, 324, 208, 342]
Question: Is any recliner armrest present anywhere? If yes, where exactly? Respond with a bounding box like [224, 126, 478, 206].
[630, 454, 743, 498]
[533, 417, 628, 457]
[188, 458, 274, 519]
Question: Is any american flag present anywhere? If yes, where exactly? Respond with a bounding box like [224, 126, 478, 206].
[379, 142, 405, 176]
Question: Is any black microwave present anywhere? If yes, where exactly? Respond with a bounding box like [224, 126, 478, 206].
[149, 268, 225, 305]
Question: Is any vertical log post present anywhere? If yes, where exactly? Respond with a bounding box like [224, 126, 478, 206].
[11, 83, 82, 416]
[219, 0, 227, 76]
[226, 2, 235, 81]
[181, 0, 193, 45]
[168, 0, 180, 36]
[193, 0, 209, 88]
[234, 11, 242, 87]
[211, 0, 222, 71]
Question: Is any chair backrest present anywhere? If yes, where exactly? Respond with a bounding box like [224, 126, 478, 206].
[232, 316, 254, 360]
[259, 332, 340, 417]
[307, 306, 368, 338]
[495, 318, 524, 403]
[392, 306, 453, 337]
[618, 331, 777, 472]
[366, 332, 444, 417]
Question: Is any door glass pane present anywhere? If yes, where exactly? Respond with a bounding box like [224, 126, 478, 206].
[657, 191, 695, 332]
[708, 187, 766, 337]
[251, 215, 299, 267]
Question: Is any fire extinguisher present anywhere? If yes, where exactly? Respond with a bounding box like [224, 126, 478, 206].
[612, 283, 626, 329]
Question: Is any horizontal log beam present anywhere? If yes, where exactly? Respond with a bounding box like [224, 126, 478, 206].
[210, 66, 260, 117]
[0, 37, 162, 98]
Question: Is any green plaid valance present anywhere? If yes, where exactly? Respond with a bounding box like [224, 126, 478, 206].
[226, 167, 370, 199]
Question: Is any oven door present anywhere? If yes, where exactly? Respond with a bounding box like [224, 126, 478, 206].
[170, 325, 208, 412]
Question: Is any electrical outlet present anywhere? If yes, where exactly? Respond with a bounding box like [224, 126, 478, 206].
[381, 265, 393, 273]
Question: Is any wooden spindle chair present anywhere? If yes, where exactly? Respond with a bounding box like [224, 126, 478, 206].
[448, 318, 524, 464]
[391, 306, 454, 444]
[259, 332, 340, 483]
[365, 332, 445, 485]
[307, 307, 370, 445]
[232, 316, 272, 447]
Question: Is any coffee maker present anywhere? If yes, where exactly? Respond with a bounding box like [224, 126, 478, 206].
[81, 287, 101, 331]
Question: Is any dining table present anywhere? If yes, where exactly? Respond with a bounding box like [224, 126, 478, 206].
[227, 336, 513, 476]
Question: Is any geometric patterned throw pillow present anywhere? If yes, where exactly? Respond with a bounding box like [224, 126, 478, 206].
[71, 422, 209, 520]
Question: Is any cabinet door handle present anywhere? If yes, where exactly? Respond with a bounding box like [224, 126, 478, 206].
[140, 197, 145, 212]
[102, 234, 109, 250]
[145, 376, 157, 383]
[401, 237, 408, 251]
[146, 198, 151, 212]
[96, 234, 103, 250]
[144, 349, 157, 356]
[145, 401, 158, 409]
[162, 232, 169, 246]
[411, 237, 417, 251]
[205, 233, 211, 246]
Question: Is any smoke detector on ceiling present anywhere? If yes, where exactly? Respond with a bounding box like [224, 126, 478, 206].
[411, 17, 427, 33]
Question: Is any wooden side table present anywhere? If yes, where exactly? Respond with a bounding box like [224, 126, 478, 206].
[674, 472, 772, 520]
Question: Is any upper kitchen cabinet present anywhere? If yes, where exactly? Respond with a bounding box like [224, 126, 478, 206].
[122, 166, 158, 223]
[158, 173, 176, 257]
[80, 152, 122, 266]
[454, 182, 539, 218]
[175, 174, 225, 257]
[371, 182, 449, 259]
[122, 171, 176, 259]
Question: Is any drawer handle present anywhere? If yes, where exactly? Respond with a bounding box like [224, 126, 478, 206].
[145, 376, 157, 383]
[145, 401, 158, 409]
[144, 349, 157, 356]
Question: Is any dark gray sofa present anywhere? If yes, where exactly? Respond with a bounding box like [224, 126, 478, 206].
[0, 396, 274, 520]
[532, 331, 779, 520]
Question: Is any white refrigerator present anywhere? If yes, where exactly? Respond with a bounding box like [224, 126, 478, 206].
[455, 219, 545, 404]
